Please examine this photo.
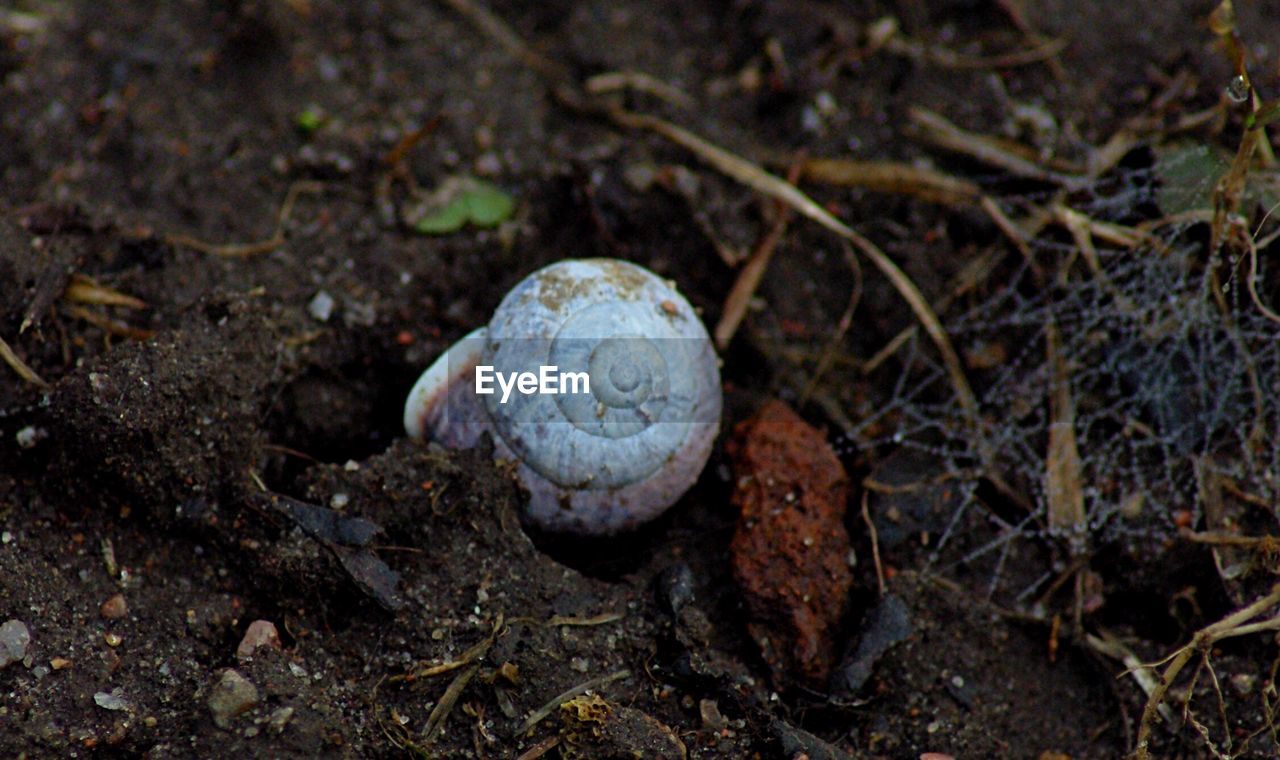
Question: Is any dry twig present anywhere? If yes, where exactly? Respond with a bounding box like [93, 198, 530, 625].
[585, 71, 694, 110]
[63, 274, 147, 309]
[514, 736, 561, 760]
[423, 664, 479, 744]
[883, 30, 1067, 71]
[519, 669, 631, 734]
[861, 491, 885, 597]
[0, 334, 49, 389]
[545, 612, 623, 627]
[1084, 630, 1173, 727]
[797, 158, 981, 206]
[909, 106, 1087, 187]
[713, 162, 801, 350]
[166, 181, 325, 258]
[1133, 582, 1280, 758]
[391, 613, 505, 683]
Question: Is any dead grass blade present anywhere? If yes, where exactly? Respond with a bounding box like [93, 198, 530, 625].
[1084, 630, 1174, 728]
[0, 334, 49, 389]
[1044, 319, 1085, 537]
[519, 669, 631, 734]
[63, 274, 147, 309]
[1182, 531, 1280, 548]
[514, 736, 561, 760]
[63, 305, 156, 341]
[884, 31, 1067, 71]
[797, 158, 981, 206]
[909, 106, 1086, 188]
[862, 246, 1004, 375]
[585, 71, 694, 110]
[544, 612, 624, 627]
[166, 181, 325, 258]
[861, 492, 885, 597]
[422, 663, 479, 744]
[391, 612, 505, 683]
[713, 162, 800, 350]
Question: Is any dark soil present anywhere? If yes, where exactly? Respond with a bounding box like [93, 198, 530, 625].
[3, 1, 1280, 758]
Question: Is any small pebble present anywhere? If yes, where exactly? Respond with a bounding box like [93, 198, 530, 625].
[15, 425, 43, 448]
[94, 689, 129, 711]
[104, 632, 123, 647]
[307, 290, 335, 322]
[268, 706, 295, 732]
[50, 657, 72, 670]
[1231, 672, 1257, 696]
[0, 619, 31, 668]
[207, 669, 259, 728]
[235, 620, 282, 659]
[100, 594, 128, 620]
[699, 698, 726, 731]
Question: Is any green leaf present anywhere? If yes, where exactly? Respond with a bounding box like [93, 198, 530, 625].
[406, 176, 516, 235]
[463, 182, 516, 227]
[295, 105, 326, 136]
[413, 198, 472, 234]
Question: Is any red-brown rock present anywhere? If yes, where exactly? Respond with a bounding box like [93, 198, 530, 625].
[99, 593, 128, 620]
[727, 400, 853, 688]
[235, 620, 282, 659]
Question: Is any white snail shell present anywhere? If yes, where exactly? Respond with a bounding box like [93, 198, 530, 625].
[403, 258, 722, 534]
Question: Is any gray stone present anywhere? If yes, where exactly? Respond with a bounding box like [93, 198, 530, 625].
[94, 689, 129, 711]
[207, 668, 259, 728]
[829, 594, 914, 697]
[0, 619, 31, 668]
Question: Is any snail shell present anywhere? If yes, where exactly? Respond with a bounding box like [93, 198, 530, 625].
[404, 258, 722, 534]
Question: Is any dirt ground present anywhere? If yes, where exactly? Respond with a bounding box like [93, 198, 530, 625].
[4, 1, 1280, 757]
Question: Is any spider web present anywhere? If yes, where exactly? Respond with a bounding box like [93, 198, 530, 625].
[840, 146, 1280, 605]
